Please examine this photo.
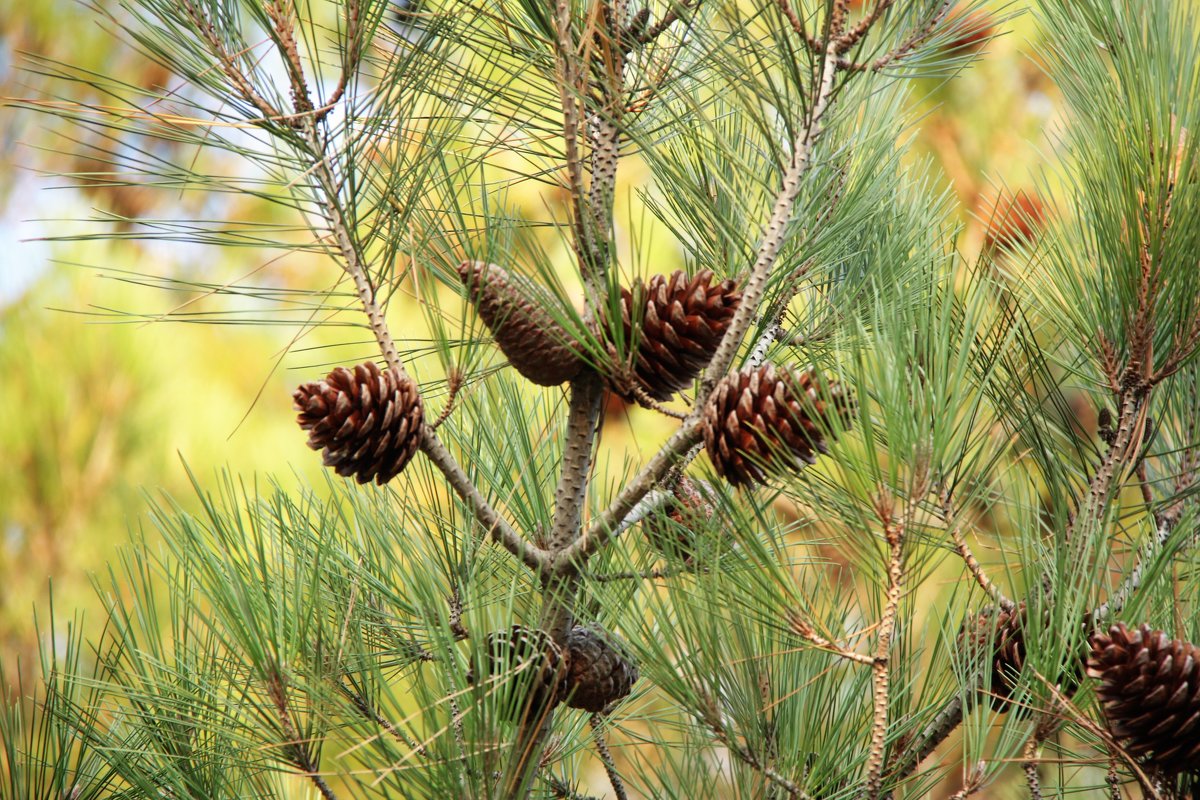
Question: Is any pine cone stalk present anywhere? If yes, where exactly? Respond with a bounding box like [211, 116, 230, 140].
[293, 361, 423, 484]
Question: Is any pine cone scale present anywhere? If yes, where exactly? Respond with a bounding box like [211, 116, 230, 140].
[561, 625, 638, 712]
[703, 364, 850, 485]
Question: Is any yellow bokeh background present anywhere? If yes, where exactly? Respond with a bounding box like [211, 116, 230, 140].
[1, 2, 1075, 795]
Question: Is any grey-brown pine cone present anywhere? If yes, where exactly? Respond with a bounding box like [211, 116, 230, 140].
[457, 260, 583, 386]
[468, 626, 565, 721]
[642, 476, 716, 562]
[1088, 622, 1200, 776]
[959, 603, 1028, 709]
[702, 364, 852, 486]
[608, 269, 741, 402]
[959, 603, 1087, 712]
[561, 624, 638, 712]
[293, 361, 423, 485]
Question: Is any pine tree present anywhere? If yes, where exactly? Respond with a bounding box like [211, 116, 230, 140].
[4, 0, 1200, 798]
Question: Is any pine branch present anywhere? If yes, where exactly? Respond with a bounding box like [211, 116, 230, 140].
[267, 673, 338, 800]
[420, 428, 549, 573]
[590, 713, 628, 800]
[268, 33, 543, 578]
[939, 486, 1014, 611]
[865, 499, 908, 800]
[695, 42, 840, 402]
[503, 375, 605, 798]
[564, 34, 849, 570]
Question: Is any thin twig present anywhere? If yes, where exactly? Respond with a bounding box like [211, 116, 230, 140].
[840, 0, 954, 73]
[588, 563, 696, 582]
[945, 761, 985, 799]
[940, 486, 1015, 611]
[268, 672, 339, 800]
[590, 714, 629, 800]
[179, 0, 286, 123]
[865, 503, 906, 799]
[709, 724, 810, 798]
[1034, 675, 1163, 800]
[697, 690, 809, 799]
[430, 368, 465, 430]
[1107, 760, 1122, 800]
[786, 613, 875, 666]
[1090, 513, 1179, 623]
[696, 42, 840, 402]
[341, 681, 428, 759]
[629, 382, 688, 418]
[627, 0, 698, 50]
[420, 428, 548, 573]
[836, 0, 895, 52]
[1023, 731, 1043, 800]
[542, 772, 601, 800]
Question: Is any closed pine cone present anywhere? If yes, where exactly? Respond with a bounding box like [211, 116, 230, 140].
[1088, 622, 1200, 776]
[561, 624, 638, 712]
[293, 361, 423, 485]
[643, 476, 716, 561]
[960, 603, 1027, 709]
[609, 269, 740, 402]
[702, 364, 851, 486]
[468, 626, 565, 720]
[457, 260, 583, 386]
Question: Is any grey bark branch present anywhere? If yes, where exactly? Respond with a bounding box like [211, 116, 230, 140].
[420, 428, 548, 573]
[562, 43, 843, 570]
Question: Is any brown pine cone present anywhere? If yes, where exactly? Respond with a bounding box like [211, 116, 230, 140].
[959, 603, 1027, 709]
[1088, 622, 1200, 776]
[608, 270, 740, 402]
[702, 364, 852, 486]
[960, 603, 1088, 711]
[643, 476, 716, 561]
[293, 361, 423, 485]
[457, 260, 583, 386]
[561, 625, 638, 712]
[468, 626, 565, 720]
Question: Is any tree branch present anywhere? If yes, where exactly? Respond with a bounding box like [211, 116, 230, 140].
[590, 713, 629, 800]
[865, 503, 906, 799]
[940, 486, 1014, 611]
[565, 40, 847, 570]
[420, 428, 548, 573]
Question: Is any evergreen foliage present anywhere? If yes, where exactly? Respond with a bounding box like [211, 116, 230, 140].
[4, 0, 1200, 797]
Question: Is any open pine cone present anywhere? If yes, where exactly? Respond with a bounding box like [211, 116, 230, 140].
[607, 269, 740, 402]
[468, 626, 565, 721]
[457, 260, 584, 386]
[561, 624, 638, 712]
[293, 361, 423, 485]
[1088, 622, 1200, 776]
[702, 364, 852, 486]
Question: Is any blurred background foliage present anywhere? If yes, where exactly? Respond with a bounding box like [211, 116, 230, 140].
[0, 0, 1087, 794]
